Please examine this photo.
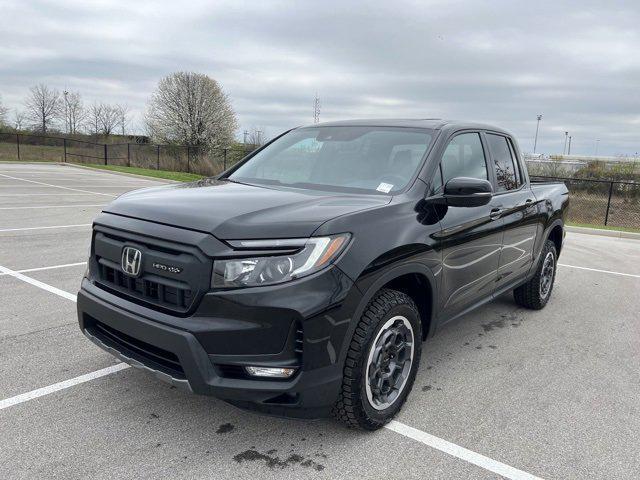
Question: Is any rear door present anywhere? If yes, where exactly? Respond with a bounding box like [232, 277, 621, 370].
[483, 132, 538, 292]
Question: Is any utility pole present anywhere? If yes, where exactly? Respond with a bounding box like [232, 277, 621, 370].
[243, 130, 248, 144]
[533, 114, 542, 153]
[63, 90, 69, 134]
[313, 93, 321, 124]
[595, 139, 600, 156]
[568, 136, 572, 155]
[563, 131, 568, 155]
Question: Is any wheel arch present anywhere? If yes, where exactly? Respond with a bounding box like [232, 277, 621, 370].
[347, 263, 437, 360]
[548, 221, 564, 255]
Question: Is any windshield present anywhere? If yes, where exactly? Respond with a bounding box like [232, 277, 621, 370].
[228, 126, 434, 194]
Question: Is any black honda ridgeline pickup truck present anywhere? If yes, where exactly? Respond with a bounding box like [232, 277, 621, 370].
[78, 119, 569, 429]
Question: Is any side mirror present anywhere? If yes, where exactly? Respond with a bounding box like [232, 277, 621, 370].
[442, 177, 493, 207]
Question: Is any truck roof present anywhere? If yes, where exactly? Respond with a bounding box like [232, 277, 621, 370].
[303, 118, 512, 136]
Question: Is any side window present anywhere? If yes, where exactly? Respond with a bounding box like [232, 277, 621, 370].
[487, 134, 519, 192]
[440, 133, 488, 185]
[507, 138, 522, 185]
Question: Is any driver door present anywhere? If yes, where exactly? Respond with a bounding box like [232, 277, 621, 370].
[433, 132, 504, 322]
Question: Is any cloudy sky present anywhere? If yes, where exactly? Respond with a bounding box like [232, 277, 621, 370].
[1, 0, 639, 155]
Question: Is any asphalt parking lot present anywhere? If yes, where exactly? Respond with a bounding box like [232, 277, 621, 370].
[1, 163, 639, 480]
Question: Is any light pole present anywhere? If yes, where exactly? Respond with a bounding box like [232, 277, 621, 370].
[533, 114, 542, 153]
[595, 139, 600, 156]
[563, 131, 568, 155]
[63, 90, 69, 134]
[567, 136, 572, 155]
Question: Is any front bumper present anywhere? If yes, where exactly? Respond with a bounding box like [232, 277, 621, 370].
[77, 267, 361, 418]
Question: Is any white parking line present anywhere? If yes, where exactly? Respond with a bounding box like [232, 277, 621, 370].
[0, 364, 130, 410]
[0, 193, 105, 196]
[0, 204, 105, 210]
[0, 261, 86, 276]
[0, 224, 92, 233]
[0, 184, 146, 188]
[0, 173, 116, 197]
[386, 421, 543, 480]
[0, 264, 77, 302]
[559, 263, 640, 279]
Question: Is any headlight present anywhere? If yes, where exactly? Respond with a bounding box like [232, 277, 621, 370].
[212, 233, 350, 288]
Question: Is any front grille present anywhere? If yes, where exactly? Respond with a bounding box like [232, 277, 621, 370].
[91, 228, 211, 315]
[86, 317, 185, 379]
[98, 263, 193, 310]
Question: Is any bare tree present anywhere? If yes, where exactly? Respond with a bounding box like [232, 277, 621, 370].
[88, 102, 103, 135]
[115, 104, 130, 136]
[247, 127, 266, 147]
[13, 109, 26, 130]
[145, 71, 237, 148]
[24, 84, 61, 133]
[98, 103, 120, 135]
[63, 91, 86, 134]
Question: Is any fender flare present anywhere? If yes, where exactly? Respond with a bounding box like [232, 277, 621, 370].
[529, 218, 564, 279]
[546, 218, 564, 240]
[336, 262, 438, 368]
[541, 218, 564, 256]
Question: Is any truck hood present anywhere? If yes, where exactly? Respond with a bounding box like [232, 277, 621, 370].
[103, 178, 391, 239]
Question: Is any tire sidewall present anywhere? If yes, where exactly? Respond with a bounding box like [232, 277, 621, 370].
[537, 241, 557, 306]
[360, 303, 422, 424]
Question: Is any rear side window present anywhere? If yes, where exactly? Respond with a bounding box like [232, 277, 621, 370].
[487, 134, 520, 192]
[440, 132, 488, 186]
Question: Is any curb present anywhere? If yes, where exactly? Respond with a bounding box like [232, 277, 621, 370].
[55, 163, 178, 183]
[566, 225, 640, 240]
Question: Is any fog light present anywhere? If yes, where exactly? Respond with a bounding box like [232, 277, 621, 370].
[245, 366, 297, 378]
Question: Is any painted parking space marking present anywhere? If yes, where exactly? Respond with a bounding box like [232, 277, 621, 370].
[0, 261, 86, 276]
[0, 204, 105, 210]
[386, 421, 543, 480]
[0, 264, 77, 302]
[0, 193, 107, 196]
[0, 173, 117, 197]
[559, 263, 640, 279]
[0, 184, 147, 188]
[0, 223, 92, 233]
[0, 364, 130, 411]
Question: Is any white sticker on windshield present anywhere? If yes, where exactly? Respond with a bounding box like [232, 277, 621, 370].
[376, 182, 393, 193]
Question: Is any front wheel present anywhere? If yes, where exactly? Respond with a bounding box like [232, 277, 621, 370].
[333, 289, 422, 430]
[514, 239, 557, 310]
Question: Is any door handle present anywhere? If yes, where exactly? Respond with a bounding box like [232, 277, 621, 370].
[525, 198, 533, 204]
[489, 208, 503, 220]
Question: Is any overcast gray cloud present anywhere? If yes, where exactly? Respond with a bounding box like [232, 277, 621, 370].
[1, 0, 639, 155]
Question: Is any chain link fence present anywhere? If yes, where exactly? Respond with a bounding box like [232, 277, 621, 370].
[532, 176, 640, 229]
[0, 132, 254, 176]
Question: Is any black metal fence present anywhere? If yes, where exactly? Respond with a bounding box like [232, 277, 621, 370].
[532, 176, 640, 230]
[0, 132, 255, 176]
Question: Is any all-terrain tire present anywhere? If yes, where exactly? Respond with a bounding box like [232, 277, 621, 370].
[514, 239, 557, 310]
[332, 288, 422, 430]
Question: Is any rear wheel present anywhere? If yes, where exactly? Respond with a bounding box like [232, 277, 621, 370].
[514, 239, 557, 310]
[333, 288, 422, 430]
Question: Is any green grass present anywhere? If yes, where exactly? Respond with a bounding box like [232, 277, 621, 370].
[568, 222, 640, 234]
[0, 142, 63, 162]
[77, 164, 204, 182]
